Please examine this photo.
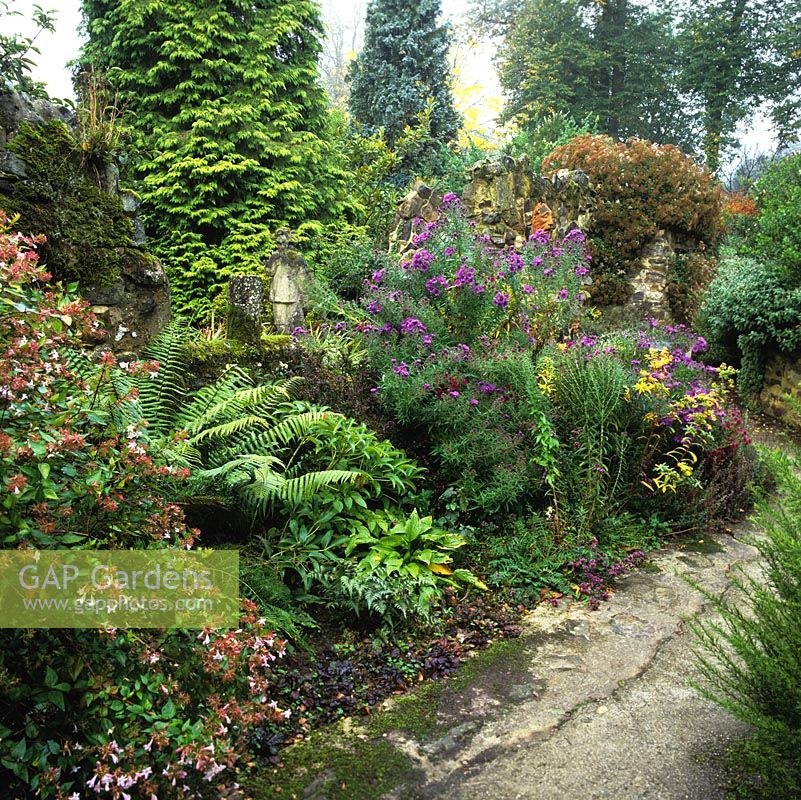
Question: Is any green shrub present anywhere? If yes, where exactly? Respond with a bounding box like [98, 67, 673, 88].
[542, 134, 722, 305]
[745, 153, 801, 286]
[667, 250, 718, 325]
[698, 256, 801, 395]
[692, 448, 801, 799]
[502, 111, 600, 174]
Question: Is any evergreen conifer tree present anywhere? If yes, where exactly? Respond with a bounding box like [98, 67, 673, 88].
[81, 0, 349, 317]
[348, 0, 460, 145]
[494, 0, 696, 149]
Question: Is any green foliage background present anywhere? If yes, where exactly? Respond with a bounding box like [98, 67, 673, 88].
[80, 0, 352, 319]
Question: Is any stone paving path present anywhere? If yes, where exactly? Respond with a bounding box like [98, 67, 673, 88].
[249, 521, 764, 800]
[382, 524, 762, 800]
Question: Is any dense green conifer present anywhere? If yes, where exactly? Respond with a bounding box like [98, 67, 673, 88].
[347, 0, 460, 146]
[81, 0, 349, 316]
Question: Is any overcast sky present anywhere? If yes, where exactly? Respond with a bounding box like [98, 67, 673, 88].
[4, 0, 776, 158]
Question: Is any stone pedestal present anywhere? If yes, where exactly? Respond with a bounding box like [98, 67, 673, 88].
[227, 275, 264, 344]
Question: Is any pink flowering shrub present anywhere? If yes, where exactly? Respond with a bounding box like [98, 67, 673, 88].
[0, 211, 194, 549]
[0, 212, 290, 797]
[1, 603, 288, 798]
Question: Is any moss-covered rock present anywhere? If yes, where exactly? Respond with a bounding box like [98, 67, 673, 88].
[0, 121, 133, 287]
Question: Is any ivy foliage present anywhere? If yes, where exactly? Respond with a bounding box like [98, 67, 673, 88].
[347, 0, 461, 146]
[542, 135, 722, 304]
[80, 0, 352, 318]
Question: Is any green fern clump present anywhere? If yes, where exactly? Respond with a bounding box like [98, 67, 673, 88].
[128, 320, 365, 520]
[691, 448, 801, 798]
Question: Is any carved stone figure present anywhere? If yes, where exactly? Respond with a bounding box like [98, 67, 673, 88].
[264, 228, 308, 333]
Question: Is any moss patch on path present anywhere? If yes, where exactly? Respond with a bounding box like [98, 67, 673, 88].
[244, 635, 536, 799]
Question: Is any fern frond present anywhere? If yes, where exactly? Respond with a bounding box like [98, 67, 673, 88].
[267, 409, 341, 447]
[136, 318, 195, 436]
[188, 415, 277, 444]
[179, 380, 300, 437]
[272, 469, 364, 504]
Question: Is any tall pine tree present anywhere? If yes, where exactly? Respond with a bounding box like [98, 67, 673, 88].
[677, 0, 801, 170]
[491, 0, 697, 149]
[347, 0, 461, 145]
[81, 0, 349, 317]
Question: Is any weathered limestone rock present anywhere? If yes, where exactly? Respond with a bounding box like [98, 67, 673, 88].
[462, 155, 534, 247]
[758, 351, 801, 427]
[264, 228, 308, 333]
[0, 87, 169, 351]
[389, 156, 700, 324]
[628, 229, 673, 321]
[84, 250, 169, 348]
[390, 157, 595, 254]
[227, 275, 264, 344]
[391, 180, 444, 253]
[0, 89, 72, 146]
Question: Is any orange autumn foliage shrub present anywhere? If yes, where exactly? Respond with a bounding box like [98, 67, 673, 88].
[542, 135, 722, 308]
[724, 192, 758, 217]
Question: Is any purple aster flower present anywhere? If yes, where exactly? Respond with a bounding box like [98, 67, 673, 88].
[400, 317, 427, 334]
[442, 192, 460, 206]
[575, 266, 589, 276]
[393, 361, 410, 377]
[443, 246, 454, 256]
[543, 267, 554, 277]
[425, 275, 449, 296]
[557, 288, 569, 300]
[367, 301, 383, 315]
[371, 268, 386, 284]
[411, 249, 434, 271]
[507, 251, 525, 273]
[453, 265, 476, 287]
[522, 284, 534, 294]
[412, 230, 431, 246]
[449, 390, 460, 398]
[469, 398, 479, 406]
